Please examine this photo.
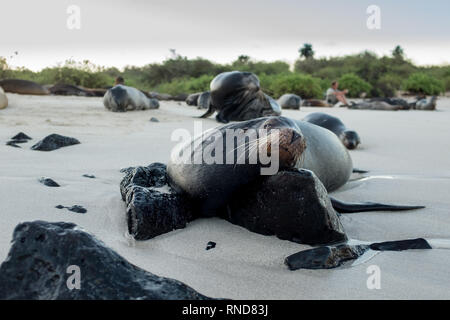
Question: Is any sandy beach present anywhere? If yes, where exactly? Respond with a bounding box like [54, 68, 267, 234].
[1, 93, 449, 299]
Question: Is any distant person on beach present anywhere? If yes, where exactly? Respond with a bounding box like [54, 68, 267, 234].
[326, 81, 349, 106]
[114, 76, 125, 86]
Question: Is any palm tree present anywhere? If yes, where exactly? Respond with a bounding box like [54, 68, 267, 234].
[299, 43, 314, 59]
[392, 45, 404, 60]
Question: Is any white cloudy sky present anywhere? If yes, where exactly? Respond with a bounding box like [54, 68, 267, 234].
[1, 0, 449, 70]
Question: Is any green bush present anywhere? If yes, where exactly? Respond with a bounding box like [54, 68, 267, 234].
[403, 73, 445, 95]
[338, 73, 372, 98]
[153, 74, 215, 95]
[374, 73, 403, 97]
[261, 73, 323, 99]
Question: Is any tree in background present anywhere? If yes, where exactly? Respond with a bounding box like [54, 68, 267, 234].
[392, 45, 405, 60]
[299, 43, 314, 59]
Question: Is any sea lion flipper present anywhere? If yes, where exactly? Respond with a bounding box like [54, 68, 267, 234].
[330, 197, 425, 213]
[198, 106, 215, 119]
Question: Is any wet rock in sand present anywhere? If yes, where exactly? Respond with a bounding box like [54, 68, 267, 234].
[39, 178, 60, 187]
[31, 134, 80, 151]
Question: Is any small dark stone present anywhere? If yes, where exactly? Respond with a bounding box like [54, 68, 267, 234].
[206, 241, 216, 250]
[39, 178, 60, 187]
[82, 174, 96, 179]
[11, 132, 32, 140]
[31, 134, 80, 151]
[0, 221, 213, 299]
[55, 205, 87, 214]
[150, 117, 159, 122]
[370, 238, 432, 251]
[6, 141, 21, 148]
[120, 163, 194, 240]
[285, 244, 369, 270]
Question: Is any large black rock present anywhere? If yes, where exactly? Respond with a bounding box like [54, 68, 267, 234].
[31, 134, 80, 151]
[120, 163, 194, 240]
[227, 169, 347, 245]
[0, 221, 212, 300]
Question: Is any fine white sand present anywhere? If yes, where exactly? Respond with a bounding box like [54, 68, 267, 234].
[0, 93, 449, 299]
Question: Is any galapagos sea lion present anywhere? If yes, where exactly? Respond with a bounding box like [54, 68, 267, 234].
[368, 97, 411, 110]
[302, 99, 332, 107]
[197, 91, 212, 109]
[167, 116, 421, 217]
[186, 92, 201, 106]
[414, 96, 437, 110]
[302, 112, 361, 150]
[347, 101, 401, 111]
[0, 79, 49, 95]
[0, 86, 8, 109]
[278, 94, 302, 110]
[49, 83, 95, 97]
[199, 71, 281, 123]
[103, 84, 159, 112]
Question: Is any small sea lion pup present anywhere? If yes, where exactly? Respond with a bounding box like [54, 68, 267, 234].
[302, 112, 361, 149]
[278, 93, 302, 110]
[167, 116, 422, 217]
[199, 71, 281, 123]
[185, 92, 201, 106]
[0, 86, 8, 109]
[0, 79, 49, 95]
[103, 84, 159, 112]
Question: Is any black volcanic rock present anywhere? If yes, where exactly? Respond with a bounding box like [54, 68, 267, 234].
[121, 163, 194, 240]
[82, 174, 96, 179]
[55, 205, 87, 214]
[0, 221, 212, 299]
[31, 134, 80, 151]
[285, 244, 369, 270]
[206, 242, 216, 250]
[227, 169, 347, 245]
[11, 132, 32, 140]
[6, 141, 21, 148]
[370, 238, 432, 251]
[39, 177, 60, 187]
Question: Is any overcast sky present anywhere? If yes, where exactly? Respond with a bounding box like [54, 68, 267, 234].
[1, 0, 449, 70]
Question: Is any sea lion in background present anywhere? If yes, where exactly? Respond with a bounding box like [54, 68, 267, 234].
[302, 99, 332, 107]
[347, 101, 401, 111]
[302, 112, 361, 150]
[199, 71, 281, 123]
[414, 96, 437, 110]
[49, 84, 95, 97]
[0, 79, 49, 95]
[167, 115, 421, 217]
[368, 97, 411, 110]
[278, 94, 302, 110]
[197, 91, 212, 109]
[0, 86, 8, 109]
[186, 92, 201, 106]
[103, 84, 159, 112]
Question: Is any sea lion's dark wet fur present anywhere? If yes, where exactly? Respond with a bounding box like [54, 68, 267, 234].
[303, 112, 361, 149]
[200, 71, 281, 123]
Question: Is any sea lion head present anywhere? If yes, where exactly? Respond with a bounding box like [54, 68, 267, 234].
[108, 85, 128, 110]
[341, 130, 360, 150]
[257, 116, 306, 168]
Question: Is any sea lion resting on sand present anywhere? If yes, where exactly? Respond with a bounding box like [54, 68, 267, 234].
[49, 83, 95, 97]
[368, 97, 411, 110]
[278, 94, 302, 110]
[347, 100, 401, 111]
[302, 112, 361, 150]
[414, 96, 437, 110]
[103, 84, 159, 112]
[200, 71, 281, 123]
[0, 79, 49, 95]
[302, 99, 332, 107]
[0, 86, 8, 109]
[168, 116, 422, 217]
[185, 92, 201, 106]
